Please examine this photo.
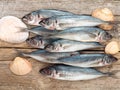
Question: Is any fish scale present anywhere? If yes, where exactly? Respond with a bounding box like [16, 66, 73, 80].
[40, 64, 110, 81]
[22, 9, 74, 25]
[55, 54, 118, 67]
[26, 35, 60, 49]
[17, 50, 79, 63]
[45, 39, 104, 52]
[39, 15, 108, 30]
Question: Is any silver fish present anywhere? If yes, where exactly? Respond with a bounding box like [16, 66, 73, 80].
[22, 9, 74, 25]
[26, 26, 59, 36]
[26, 35, 60, 49]
[17, 50, 79, 63]
[45, 39, 104, 52]
[40, 64, 116, 81]
[39, 15, 107, 30]
[53, 54, 117, 67]
[49, 27, 112, 42]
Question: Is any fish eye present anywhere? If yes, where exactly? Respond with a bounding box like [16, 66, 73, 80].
[55, 19, 57, 24]
[38, 39, 43, 45]
[60, 43, 62, 47]
[38, 14, 40, 18]
[45, 18, 50, 25]
[106, 33, 112, 39]
[98, 32, 101, 36]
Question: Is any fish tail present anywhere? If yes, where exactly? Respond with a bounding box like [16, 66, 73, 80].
[108, 21, 120, 25]
[105, 70, 120, 79]
[46, 59, 60, 64]
[13, 48, 29, 57]
[14, 26, 30, 33]
[21, 28, 33, 33]
[43, 35, 55, 39]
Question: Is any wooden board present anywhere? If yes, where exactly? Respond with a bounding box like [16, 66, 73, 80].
[0, 0, 120, 90]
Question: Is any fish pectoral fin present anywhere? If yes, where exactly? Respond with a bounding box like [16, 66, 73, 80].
[59, 73, 66, 77]
[15, 27, 29, 33]
[63, 45, 72, 49]
[85, 32, 97, 38]
[59, 23, 70, 28]
[90, 60, 103, 66]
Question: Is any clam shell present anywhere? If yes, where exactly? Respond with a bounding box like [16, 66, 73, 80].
[105, 41, 119, 54]
[92, 8, 114, 30]
[10, 57, 32, 75]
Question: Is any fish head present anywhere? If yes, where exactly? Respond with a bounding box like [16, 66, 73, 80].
[26, 36, 45, 48]
[39, 18, 56, 30]
[40, 66, 57, 78]
[102, 55, 118, 65]
[45, 43, 63, 52]
[99, 32, 112, 42]
[22, 12, 43, 25]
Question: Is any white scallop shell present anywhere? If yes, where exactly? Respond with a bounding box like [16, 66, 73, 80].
[0, 16, 29, 43]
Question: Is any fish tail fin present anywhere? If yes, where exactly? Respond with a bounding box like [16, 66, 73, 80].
[42, 35, 55, 39]
[21, 28, 34, 33]
[105, 70, 120, 79]
[108, 21, 120, 25]
[13, 48, 29, 57]
[46, 59, 60, 64]
[14, 26, 30, 33]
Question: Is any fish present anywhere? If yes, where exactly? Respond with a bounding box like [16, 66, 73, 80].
[40, 64, 117, 81]
[16, 49, 79, 63]
[39, 15, 108, 30]
[22, 9, 74, 26]
[45, 39, 104, 52]
[48, 27, 112, 42]
[25, 26, 59, 36]
[53, 54, 118, 67]
[26, 35, 60, 49]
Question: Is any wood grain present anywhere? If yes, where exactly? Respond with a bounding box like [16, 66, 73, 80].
[0, 0, 120, 18]
[0, 0, 120, 90]
[0, 60, 120, 90]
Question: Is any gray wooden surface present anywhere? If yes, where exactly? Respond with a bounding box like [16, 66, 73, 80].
[0, 0, 120, 90]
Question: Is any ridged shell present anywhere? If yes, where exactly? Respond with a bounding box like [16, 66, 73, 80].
[10, 57, 32, 75]
[92, 8, 114, 30]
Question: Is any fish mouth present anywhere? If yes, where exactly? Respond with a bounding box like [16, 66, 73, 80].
[104, 55, 118, 64]
[26, 38, 38, 46]
[110, 56, 118, 63]
[22, 16, 28, 23]
[39, 69, 46, 75]
[39, 68, 53, 76]
[26, 38, 32, 44]
[22, 19, 28, 23]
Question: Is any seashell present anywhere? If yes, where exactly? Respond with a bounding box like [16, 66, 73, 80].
[92, 8, 114, 30]
[10, 57, 32, 75]
[105, 41, 119, 54]
[0, 16, 29, 43]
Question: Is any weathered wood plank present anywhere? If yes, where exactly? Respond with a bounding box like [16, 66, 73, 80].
[0, 60, 120, 90]
[0, 48, 120, 63]
[0, 49, 37, 61]
[0, 0, 120, 90]
[0, 0, 120, 18]
[0, 40, 30, 48]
